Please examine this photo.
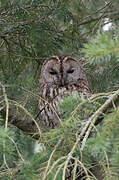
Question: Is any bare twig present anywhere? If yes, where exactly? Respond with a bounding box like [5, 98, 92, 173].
[9, 137, 25, 162]
[79, 89, 119, 151]
[9, 99, 41, 135]
[42, 138, 63, 180]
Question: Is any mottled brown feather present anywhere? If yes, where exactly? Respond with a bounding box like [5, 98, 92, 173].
[39, 56, 91, 128]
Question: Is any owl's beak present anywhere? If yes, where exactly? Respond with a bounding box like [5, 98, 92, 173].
[58, 78, 65, 87]
[61, 78, 65, 86]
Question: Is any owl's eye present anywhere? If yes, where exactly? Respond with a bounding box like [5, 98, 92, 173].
[49, 69, 57, 75]
[67, 69, 74, 74]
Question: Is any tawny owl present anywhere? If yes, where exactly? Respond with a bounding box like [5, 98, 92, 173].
[39, 56, 91, 129]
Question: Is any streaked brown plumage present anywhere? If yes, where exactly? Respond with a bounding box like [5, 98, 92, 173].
[39, 56, 91, 128]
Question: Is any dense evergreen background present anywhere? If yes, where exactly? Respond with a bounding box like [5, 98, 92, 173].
[0, 0, 119, 179]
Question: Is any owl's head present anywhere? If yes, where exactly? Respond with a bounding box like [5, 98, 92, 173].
[39, 56, 88, 88]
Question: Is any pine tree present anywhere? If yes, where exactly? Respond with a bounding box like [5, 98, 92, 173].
[0, 0, 119, 179]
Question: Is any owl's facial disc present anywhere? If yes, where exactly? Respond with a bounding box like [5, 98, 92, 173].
[42, 59, 61, 86]
[41, 57, 85, 87]
[48, 68, 62, 86]
[62, 60, 83, 85]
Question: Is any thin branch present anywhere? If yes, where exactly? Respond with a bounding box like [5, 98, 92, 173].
[53, 162, 65, 180]
[47, 156, 66, 177]
[43, 138, 63, 180]
[9, 99, 41, 135]
[62, 137, 79, 180]
[79, 89, 119, 151]
[0, 83, 9, 129]
[9, 137, 25, 162]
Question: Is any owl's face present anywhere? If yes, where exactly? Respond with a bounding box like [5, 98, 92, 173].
[40, 56, 86, 87]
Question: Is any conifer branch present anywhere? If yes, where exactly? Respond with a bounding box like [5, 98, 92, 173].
[80, 89, 119, 151]
[43, 138, 63, 180]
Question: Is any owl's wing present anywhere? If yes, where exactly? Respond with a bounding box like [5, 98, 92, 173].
[77, 78, 92, 98]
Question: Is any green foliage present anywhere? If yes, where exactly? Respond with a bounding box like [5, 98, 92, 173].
[83, 108, 119, 179]
[87, 108, 119, 162]
[0, 128, 15, 165]
[0, 0, 119, 179]
[82, 31, 119, 65]
[59, 94, 82, 120]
